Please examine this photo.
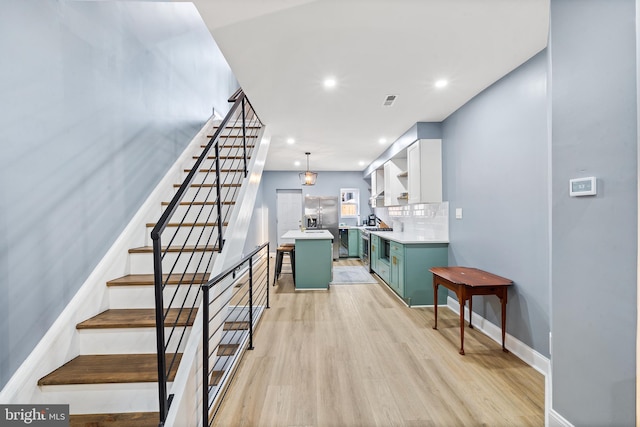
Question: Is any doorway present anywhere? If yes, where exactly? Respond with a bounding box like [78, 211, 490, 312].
[276, 189, 303, 246]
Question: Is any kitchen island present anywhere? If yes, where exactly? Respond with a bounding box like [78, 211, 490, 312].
[281, 229, 334, 290]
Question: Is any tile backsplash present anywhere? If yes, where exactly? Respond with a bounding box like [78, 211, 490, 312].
[375, 202, 449, 241]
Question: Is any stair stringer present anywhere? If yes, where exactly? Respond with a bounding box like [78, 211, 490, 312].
[164, 128, 271, 427]
[0, 116, 220, 405]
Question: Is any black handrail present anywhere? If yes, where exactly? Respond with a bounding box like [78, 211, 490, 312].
[151, 89, 262, 425]
[201, 242, 270, 425]
[150, 91, 246, 241]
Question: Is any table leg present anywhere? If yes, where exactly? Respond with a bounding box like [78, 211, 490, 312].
[432, 279, 438, 330]
[458, 293, 465, 355]
[501, 290, 508, 353]
[468, 295, 474, 329]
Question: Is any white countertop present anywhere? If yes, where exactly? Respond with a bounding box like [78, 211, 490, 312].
[282, 229, 335, 240]
[368, 230, 449, 244]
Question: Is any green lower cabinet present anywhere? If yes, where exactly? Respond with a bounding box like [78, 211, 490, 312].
[357, 229, 363, 259]
[377, 240, 448, 306]
[294, 238, 332, 289]
[348, 229, 359, 257]
[389, 251, 404, 295]
[376, 259, 390, 284]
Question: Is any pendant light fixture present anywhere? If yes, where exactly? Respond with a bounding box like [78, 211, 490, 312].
[299, 152, 317, 186]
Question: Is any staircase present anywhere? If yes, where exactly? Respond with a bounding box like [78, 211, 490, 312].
[36, 94, 264, 425]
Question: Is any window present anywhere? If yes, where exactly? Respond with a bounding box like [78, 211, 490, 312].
[340, 188, 359, 218]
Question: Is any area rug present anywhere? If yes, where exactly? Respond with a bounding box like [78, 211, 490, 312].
[330, 266, 378, 285]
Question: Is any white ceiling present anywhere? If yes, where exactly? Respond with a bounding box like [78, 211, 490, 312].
[186, 0, 549, 172]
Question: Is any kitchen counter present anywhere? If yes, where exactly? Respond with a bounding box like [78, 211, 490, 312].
[281, 229, 334, 240]
[368, 230, 449, 244]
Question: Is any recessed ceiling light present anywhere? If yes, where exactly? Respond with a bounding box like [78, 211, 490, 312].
[378, 138, 387, 144]
[358, 161, 366, 166]
[294, 160, 301, 167]
[435, 79, 448, 89]
[287, 138, 295, 144]
[323, 77, 337, 89]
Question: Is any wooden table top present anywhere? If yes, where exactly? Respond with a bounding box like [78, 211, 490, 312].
[430, 267, 513, 287]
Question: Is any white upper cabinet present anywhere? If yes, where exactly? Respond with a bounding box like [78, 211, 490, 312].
[370, 168, 385, 207]
[384, 158, 408, 206]
[407, 139, 442, 204]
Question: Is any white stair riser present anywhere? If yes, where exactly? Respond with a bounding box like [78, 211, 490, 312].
[180, 171, 244, 185]
[194, 145, 253, 156]
[129, 250, 217, 274]
[212, 354, 235, 372]
[172, 186, 241, 203]
[108, 285, 203, 309]
[220, 329, 247, 345]
[186, 158, 249, 173]
[38, 383, 162, 415]
[77, 327, 191, 354]
[157, 204, 234, 225]
[145, 225, 226, 247]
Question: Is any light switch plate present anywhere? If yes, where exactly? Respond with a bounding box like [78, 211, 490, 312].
[455, 208, 463, 219]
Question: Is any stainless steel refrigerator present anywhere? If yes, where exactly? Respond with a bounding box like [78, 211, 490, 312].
[304, 196, 339, 260]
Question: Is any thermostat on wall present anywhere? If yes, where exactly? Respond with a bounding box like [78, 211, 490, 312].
[569, 177, 596, 197]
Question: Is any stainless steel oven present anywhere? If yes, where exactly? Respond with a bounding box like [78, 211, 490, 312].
[361, 229, 370, 269]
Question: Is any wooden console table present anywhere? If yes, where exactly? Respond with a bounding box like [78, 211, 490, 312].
[430, 267, 513, 355]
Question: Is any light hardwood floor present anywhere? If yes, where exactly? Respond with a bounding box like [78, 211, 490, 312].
[212, 258, 544, 427]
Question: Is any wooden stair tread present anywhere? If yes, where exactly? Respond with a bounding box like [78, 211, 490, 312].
[217, 343, 240, 357]
[192, 155, 251, 160]
[205, 134, 258, 138]
[209, 370, 225, 386]
[69, 412, 158, 427]
[107, 273, 208, 287]
[173, 183, 242, 188]
[223, 321, 249, 331]
[128, 245, 219, 254]
[145, 222, 229, 228]
[161, 201, 235, 206]
[199, 144, 256, 149]
[38, 354, 181, 386]
[212, 125, 261, 130]
[76, 309, 196, 329]
[185, 168, 245, 173]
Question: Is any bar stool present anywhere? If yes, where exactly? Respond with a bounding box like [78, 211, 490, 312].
[273, 243, 295, 285]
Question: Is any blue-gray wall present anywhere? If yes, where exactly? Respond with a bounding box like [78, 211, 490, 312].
[260, 172, 372, 247]
[550, 0, 637, 424]
[0, 0, 238, 389]
[442, 51, 550, 356]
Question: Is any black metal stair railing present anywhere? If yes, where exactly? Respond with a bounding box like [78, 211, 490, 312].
[201, 242, 270, 426]
[150, 89, 262, 425]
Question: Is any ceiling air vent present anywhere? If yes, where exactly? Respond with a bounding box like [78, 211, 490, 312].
[383, 95, 397, 107]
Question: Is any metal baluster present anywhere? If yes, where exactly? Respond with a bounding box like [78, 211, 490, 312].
[241, 97, 247, 178]
[266, 245, 270, 309]
[201, 285, 210, 427]
[248, 258, 254, 350]
[152, 236, 168, 424]
[214, 142, 223, 252]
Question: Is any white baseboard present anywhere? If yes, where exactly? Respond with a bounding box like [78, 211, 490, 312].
[0, 116, 218, 406]
[446, 296, 550, 377]
[548, 409, 574, 427]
